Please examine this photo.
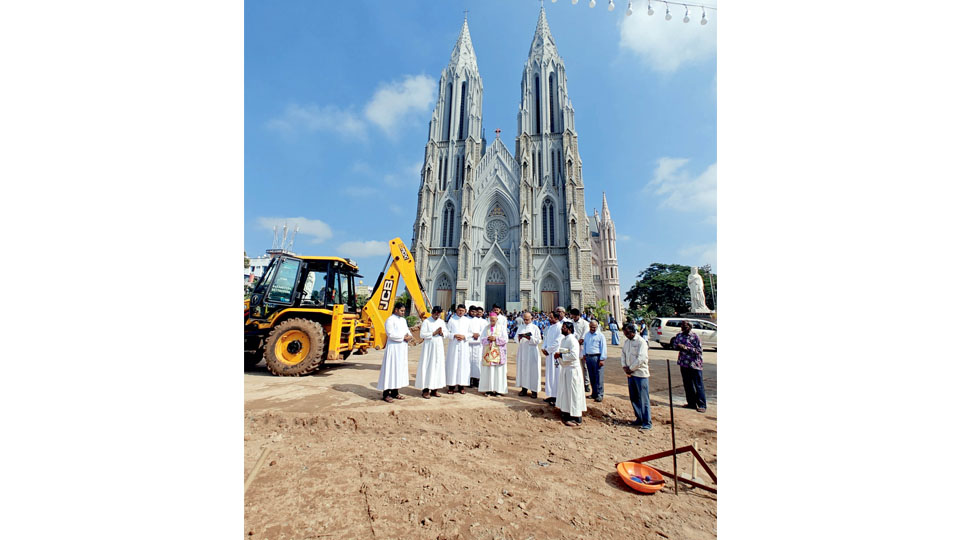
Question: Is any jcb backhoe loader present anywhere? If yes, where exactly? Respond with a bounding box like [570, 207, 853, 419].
[243, 238, 432, 376]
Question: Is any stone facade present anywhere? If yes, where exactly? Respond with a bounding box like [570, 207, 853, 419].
[411, 9, 621, 315]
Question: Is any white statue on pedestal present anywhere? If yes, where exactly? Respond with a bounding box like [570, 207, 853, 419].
[688, 266, 710, 313]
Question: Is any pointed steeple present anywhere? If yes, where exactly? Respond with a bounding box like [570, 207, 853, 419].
[449, 18, 478, 70]
[528, 6, 559, 59]
[601, 192, 611, 221]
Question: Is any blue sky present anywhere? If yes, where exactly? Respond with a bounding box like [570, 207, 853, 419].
[245, 0, 717, 287]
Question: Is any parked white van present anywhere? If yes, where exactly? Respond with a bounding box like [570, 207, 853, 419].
[649, 318, 717, 350]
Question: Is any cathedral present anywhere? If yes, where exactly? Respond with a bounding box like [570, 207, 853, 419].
[410, 8, 623, 323]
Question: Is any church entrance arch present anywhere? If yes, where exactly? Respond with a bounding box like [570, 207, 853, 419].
[435, 274, 452, 311]
[540, 275, 559, 313]
[484, 266, 506, 312]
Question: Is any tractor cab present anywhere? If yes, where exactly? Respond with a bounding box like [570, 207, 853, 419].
[247, 255, 361, 322]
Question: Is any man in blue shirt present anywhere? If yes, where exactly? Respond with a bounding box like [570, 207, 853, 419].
[580, 320, 608, 402]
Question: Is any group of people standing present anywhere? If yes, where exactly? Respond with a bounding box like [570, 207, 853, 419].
[376, 302, 705, 428]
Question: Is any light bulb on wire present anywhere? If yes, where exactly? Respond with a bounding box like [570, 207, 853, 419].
[647, 1, 654, 15]
[589, 0, 596, 8]
[608, 0, 615, 11]
[701, 7, 708, 25]
[626, 1, 633, 16]
[683, 5, 690, 22]
[665, 6, 671, 20]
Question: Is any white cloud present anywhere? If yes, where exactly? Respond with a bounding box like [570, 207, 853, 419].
[338, 240, 390, 259]
[646, 157, 716, 222]
[257, 216, 333, 244]
[351, 161, 374, 175]
[619, 5, 717, 73]
[364, 75, 435, 134]
[619, 234, 632, 242]
[388, 204, 406, 216]
[266, 104, 366, 138]
[678, 243, 717, 272]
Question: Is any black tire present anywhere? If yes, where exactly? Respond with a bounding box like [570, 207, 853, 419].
[244, 350, 262, 371]
[263, 318, 326, 376]
[660, 341, 672, 350]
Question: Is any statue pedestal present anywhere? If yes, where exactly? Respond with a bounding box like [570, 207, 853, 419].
[681, 311, 717, 321]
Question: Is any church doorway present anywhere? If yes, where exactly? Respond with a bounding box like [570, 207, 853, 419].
[484, 266, 506, 312]
[435, 274, 452, 311]
[540, 276, 559, 313]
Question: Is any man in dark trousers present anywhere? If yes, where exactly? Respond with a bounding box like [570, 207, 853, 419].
[670, 320, 707, 412]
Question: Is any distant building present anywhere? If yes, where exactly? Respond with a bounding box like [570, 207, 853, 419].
[245, 255, 272, 283]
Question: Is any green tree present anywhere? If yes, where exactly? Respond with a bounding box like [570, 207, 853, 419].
[244, 251, 250, 269]
[585, 299, 610, 326]
[397, 289, 412, 311]
[624, 263, 717, 316]
[699, 264, 718, 311]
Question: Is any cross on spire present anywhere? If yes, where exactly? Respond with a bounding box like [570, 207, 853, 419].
[494, 128, 501, 138]
[463, 9, 468, 20]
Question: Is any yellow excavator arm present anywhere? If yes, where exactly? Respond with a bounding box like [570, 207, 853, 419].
[360, 238, 432, 349]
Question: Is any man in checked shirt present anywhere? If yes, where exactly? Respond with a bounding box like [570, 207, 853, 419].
[670, 320, 707, 412]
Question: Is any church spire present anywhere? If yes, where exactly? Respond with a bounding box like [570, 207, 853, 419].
[528, 6, 559, 59]
[601, 192, 611, 221]
[449, 18, 478, 71]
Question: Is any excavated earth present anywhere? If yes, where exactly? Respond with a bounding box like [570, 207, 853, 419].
[244, 336, 718, 540]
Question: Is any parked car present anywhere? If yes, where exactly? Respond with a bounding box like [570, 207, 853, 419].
[649, 318, 717, 350]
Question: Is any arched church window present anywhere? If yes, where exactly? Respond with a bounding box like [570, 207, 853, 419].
[487, 266, 505, 284]
[534, 75, 541, 135]
[441, 202, 456, 247]
[549, 73, 557, 133]
[542, 200, 555, 247]
[444, 82, 453, 141]
[538, 154, 543, 187]
[486, 219, 508, 243]
[458, 81, 467, 140]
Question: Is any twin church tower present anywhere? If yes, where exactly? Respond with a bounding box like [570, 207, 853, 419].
[411, 8, 623, 323]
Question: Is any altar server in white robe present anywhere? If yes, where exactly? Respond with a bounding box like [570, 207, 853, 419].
[540, 310, 563, 405]
[376, 302, 413, 403]
[492, 304, 508, 339]
[554, 321, 587, 426]
[479, 311, 509, 396]
[467, 306, 484, 387]
[415, 306, 448, 399]
[514, 310, 542, 398]
[445, 304, 472, 394]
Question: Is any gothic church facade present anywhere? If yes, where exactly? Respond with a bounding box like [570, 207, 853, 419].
[411, 9, 622, 322]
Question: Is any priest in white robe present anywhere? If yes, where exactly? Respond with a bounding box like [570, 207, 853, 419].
[445, 304, 472, 394]
[376, 302, 413, 403]
[555, 321, 587, 426]
[514, 310, 542, 398]
[467, 306, 485, 387]
[415, 306, 448, 399]
[540, 310, 563, 405]
[479, 311, 508, 396]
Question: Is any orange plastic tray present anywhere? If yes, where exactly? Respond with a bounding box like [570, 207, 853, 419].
[616, 461, 666, 494]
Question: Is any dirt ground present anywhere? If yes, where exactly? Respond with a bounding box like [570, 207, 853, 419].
[244, 333, 718, 540]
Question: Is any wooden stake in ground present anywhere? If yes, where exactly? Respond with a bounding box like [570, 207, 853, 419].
[692, 441, 699, 481]
[666, 359, 678, 495]
[244, 446, 271, 494]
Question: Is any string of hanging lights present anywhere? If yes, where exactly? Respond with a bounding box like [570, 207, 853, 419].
[550, 0, 716, 24]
